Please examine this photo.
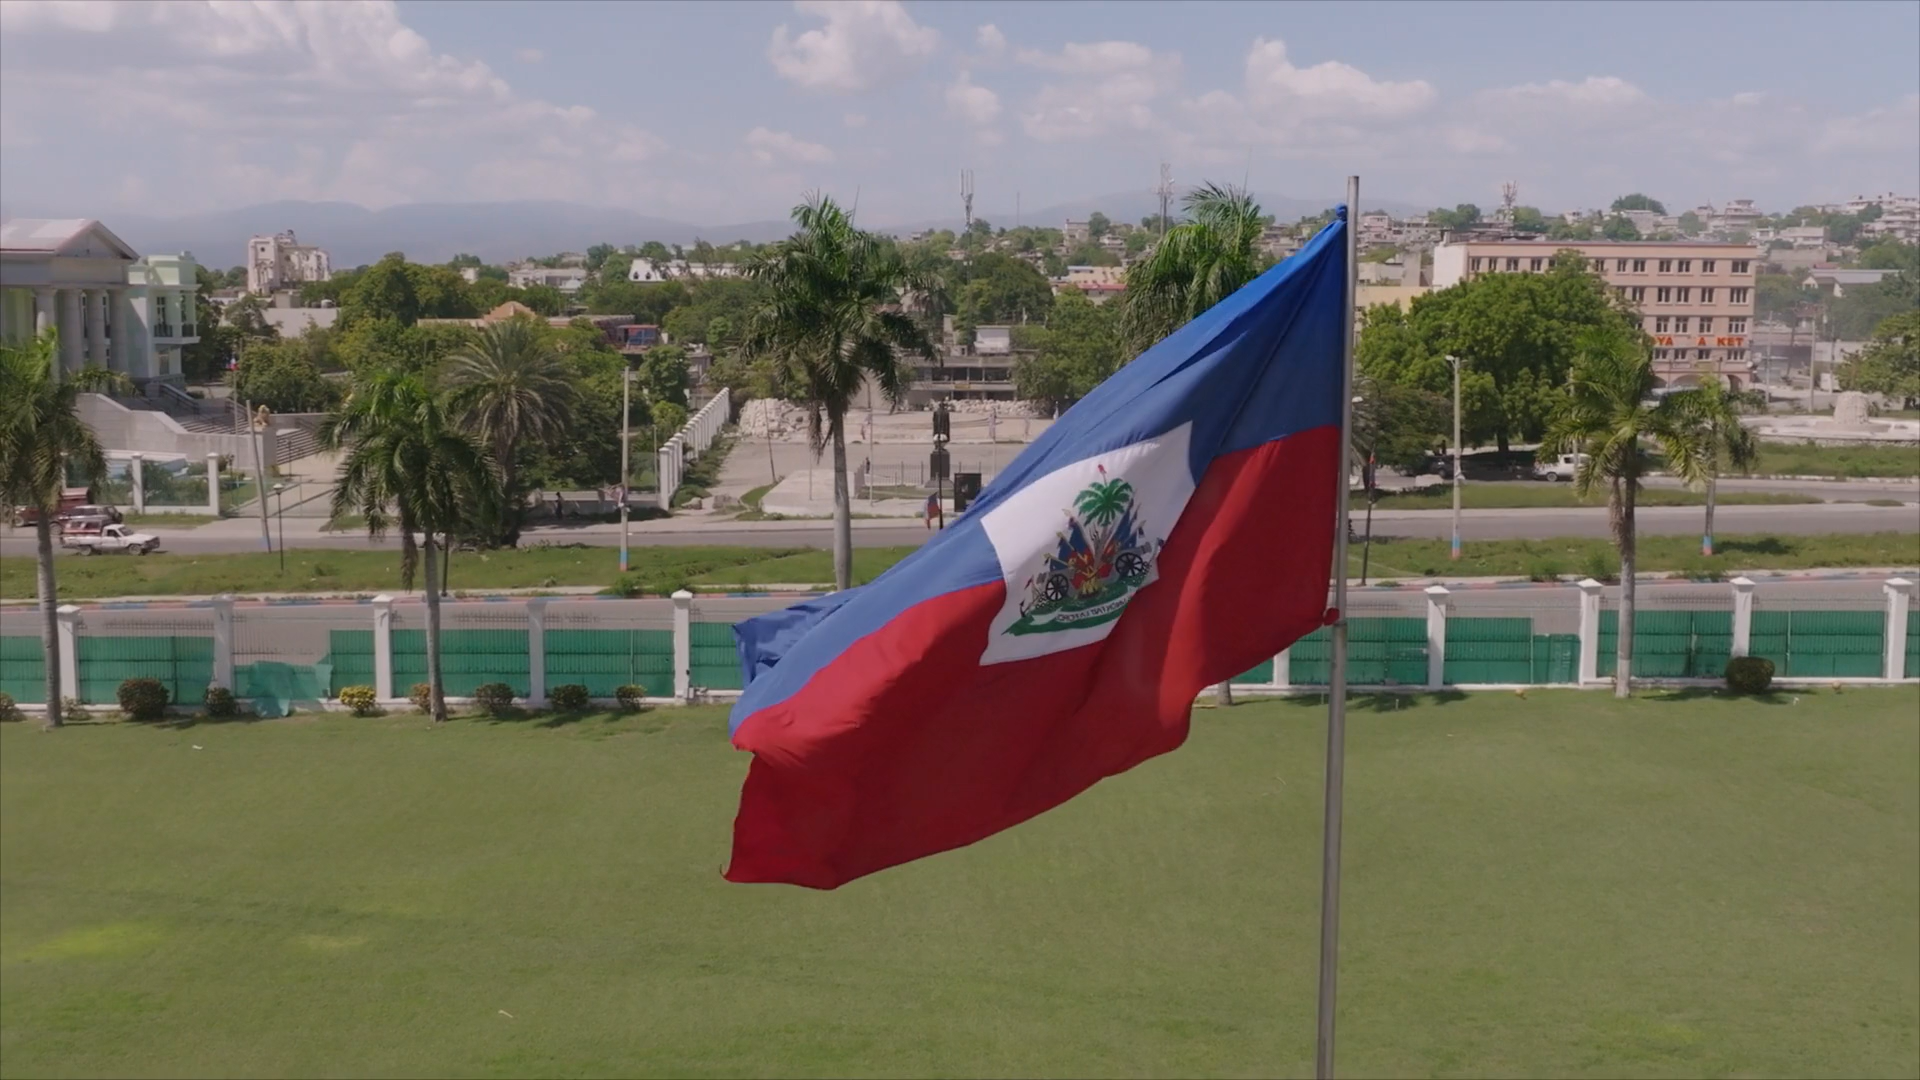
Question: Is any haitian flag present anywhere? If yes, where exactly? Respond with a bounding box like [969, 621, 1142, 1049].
[726, 209, 1351, 888]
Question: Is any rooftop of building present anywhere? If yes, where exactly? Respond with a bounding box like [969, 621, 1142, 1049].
[0, 217, 138, 258]
[1440, 237, 1761, 249]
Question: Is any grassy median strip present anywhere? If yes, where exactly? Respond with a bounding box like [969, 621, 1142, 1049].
[1748, 442, 1920, 478]
[2, 691, 1915, 1078]
[5, 533, 1915, 602]
[1362, 485, 1823, 511]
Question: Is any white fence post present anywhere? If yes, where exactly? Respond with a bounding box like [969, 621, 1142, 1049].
[1730, 576, 1756, 658]
[527, 598, 549, 705]
[129, 453, 145, 513]
[56, 604, 81, 702]
[211, 596, 235, 691]
[1272, 647, 1290, 689]
[1424, 585, 1449, 689]
[1883, 577, 1913, 681]
[372, 594, 394, 701]
[671, 589, 693, 701]
[205, 452, 221, 515]
[1577, 578, 1603, 685]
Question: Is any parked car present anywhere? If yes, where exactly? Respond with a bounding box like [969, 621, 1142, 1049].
[10, 488, 93, 528]
[1533, 453, 1590, 482]
[60, 523, 161, 555]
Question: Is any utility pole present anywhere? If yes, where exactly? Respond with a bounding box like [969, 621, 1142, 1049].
[960, 169, 975, 233]
[619, 366, 632, 573]
[248, 403, 272, 554]
[1156, 162, 1174, 237]
[1448, 356, 1463, 561]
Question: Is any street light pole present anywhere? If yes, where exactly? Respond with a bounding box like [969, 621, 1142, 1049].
[1448, 354, 1462, 561]
[272, 483, 286, 572]
[620, 366, 632, 573]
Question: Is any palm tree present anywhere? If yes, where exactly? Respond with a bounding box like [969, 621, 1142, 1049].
[0, 331, 107, 728]
[322, 371, 499, 721]
[441, 318, 576, 545]
[1665, 375, 1760, 556]
[744, 194, 939, 590]
[1540, 327, 1709, 697]
[1120, 182, 1267, 354]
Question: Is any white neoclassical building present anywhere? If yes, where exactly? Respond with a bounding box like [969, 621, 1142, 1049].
[0, 218, 200, 386]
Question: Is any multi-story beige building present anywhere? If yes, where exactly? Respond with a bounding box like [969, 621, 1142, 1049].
[1433, 239, 1762, 388]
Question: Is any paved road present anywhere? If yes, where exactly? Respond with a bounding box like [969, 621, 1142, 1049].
[5, 499, 1914, 557]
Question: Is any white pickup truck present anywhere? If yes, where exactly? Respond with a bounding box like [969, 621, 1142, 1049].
[61, 524, 162, 555]
[1533, 453, 1590, 482]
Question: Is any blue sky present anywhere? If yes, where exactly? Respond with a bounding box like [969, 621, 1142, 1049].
[3, 0, 1916, 226]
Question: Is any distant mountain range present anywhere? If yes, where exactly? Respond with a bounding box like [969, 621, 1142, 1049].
[2, 190, 1429, 268]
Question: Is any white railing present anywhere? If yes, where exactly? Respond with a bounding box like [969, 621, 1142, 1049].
[656, 388, 733, 510]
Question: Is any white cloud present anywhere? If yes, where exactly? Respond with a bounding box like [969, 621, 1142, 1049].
[1014, 40, 1181, 143]
[0, 0, 671, 212]
[946, 71, 1001, 126]
[1242, 37, 1434, 118]
[1479, 75, 1648, 109]
[976, 24, 1005, 55]
[744, 126, 835, 165]
[514, 47, 545, 64]
[766, 0, 938, 94]
[842, 111, 869, 128]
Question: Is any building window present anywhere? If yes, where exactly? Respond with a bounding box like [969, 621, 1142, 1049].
[1730, 349, 1747, 363]
[1655, 316, 1670, 333]
[1656, 286, 1673, 303]
[1506, 258, 1520, 272]
[1700, 287, 1716, 303]
[1698, 317, 1714, 333]
[1654, 349, 1667, 360]
[1677, 287, 1692, 303]
[1678, 259, 1692, 273]
[1631, 286, 1646, 302]
[1632, 259, 1647, 272]
[1696, 349, 1710, 361]
[1728, 317, 1747, 333]
[1616, 258, 1629, 272]
[1658, 259, 1673, 273]
[1471, 257, 1484, 272]
[1675, 317, 1691, 333]
[1529, 257, 1544, 272]
[1731, 287, 1751, 303]
[1731, 260, 1750, 274]
[1591, 258, 1606, 273]
[1702, 259, 1717, 273]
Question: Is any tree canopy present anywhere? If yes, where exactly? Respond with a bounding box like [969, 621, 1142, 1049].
[1839, 308, 1920, 407]
[1610, 194, 1666, 214]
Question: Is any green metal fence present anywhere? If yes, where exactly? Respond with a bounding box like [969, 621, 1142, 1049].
[1442, 618, 1580, 685]
[395, 628, 531, 698]
[77, 635, 214, 706]
[1597, 610, 1732, 679]
[1753, 609, 1886, 678]
[1291, 618, 1428, 686]
[543, 629, 673, 698]
[1908, 610, 1918, 679]
[1, 635, 46, 703]
[690, 622, 742, 690]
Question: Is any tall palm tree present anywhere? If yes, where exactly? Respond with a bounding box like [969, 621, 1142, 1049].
[441, 318, 576, 545]
[322, 371, 499, 721]
[1540, 327, 1708, 697]
[744, 194, 939, 590]
[1665, 375, 1760, 556]
[0, 331, 107, 729]
[1120, 182, 1267, 354]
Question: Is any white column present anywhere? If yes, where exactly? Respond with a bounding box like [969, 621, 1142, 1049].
[129, 453, 145, 513]
[372, 594, 395, 701]
[57, 288, 82, 377]
[1883, 577, 1913, 681]
[1577, 578, 1603, 685]
[113, 288, 142, 378]
[656, 445, 673, 510]
[1272, 647, 1291, 689]
[211, 597, 236, 691]
[671, 589, 693, 700]
[56, 604, 82, 702]
[83, 288, 107, 369]
[33, 287, 56, 336]
[1730, 576, 1756, 658]
[205, 452, 222, 515]
[1425, 584, 1449, 689]
[526, 598, 549, 705]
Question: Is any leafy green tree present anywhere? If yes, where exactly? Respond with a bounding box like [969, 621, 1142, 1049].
[638, 344, 691, 408]
[0, 330, 107, 728]
[1663, 378, 1759, 556]
[1546, 220, 1596, 241]
[1677, 211, 1703, 236]
[1140, 214, 1170, 234]
[1351, 375, 1450, 473]
[442, 319, 577, 545]
[585, 243, 619, 272]
[649, 400, 688, 448]
[1087, 212, 1111, 239]
[1600, 215, 1641, 241]
[1539, 328, 1708, 697]
[1857, 240, 1920, 273]
[342, 255, 422, 326]
[1011, 288, 1121, 412]
[953, 252, 1053, 326]
[1839, 308, 1920, 408]
[448, 253, 483, 269]
[322, 372, 500, 721]
[231, 339, 343, 413]
[1511, 207, 1548, 234]
[1610, 194, 1666, 214]
[1428, 204, 1481, 231]
[744, 194, 939, 589]
[638, 241, 671, 261]
[517, 284, 564, 316]
[1121, 181, 1265, 354]
[1830, 275, 1919, 339]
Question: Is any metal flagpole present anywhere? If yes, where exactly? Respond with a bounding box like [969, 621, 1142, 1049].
[1315, 176, 1360, 1080]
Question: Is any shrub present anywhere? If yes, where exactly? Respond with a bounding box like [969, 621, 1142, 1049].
[203, 685, 240, 718]
[1581, 550, 1616, 583]
[0, 691, 18, 722]
[1726, 656, 1775, 695]
[408, 682, 433, 713]
[548, 683, 591, 711]
[338, 685, 380, 716]
[473, 682, 517, 716]
[606, 573, 648, 598]
[117, 678, 171, 721]
[62, 696, 89, 720]
[615, 683, 647, 710]
[1526, 559, 1562, 583]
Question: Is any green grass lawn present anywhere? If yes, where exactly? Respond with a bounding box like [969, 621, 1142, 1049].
[6, 532, 1918, 602]
[117, 512, 220, 528]
[1751, 443, 1920, 479]
[2, 690, 1914, 1078]
[1365, 484, 1821, 511]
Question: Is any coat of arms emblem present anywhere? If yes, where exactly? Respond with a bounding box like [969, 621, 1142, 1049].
[1006, 465, 1163, 636]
